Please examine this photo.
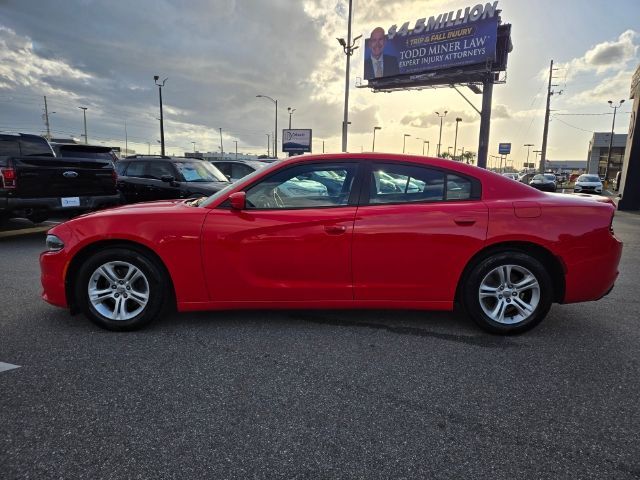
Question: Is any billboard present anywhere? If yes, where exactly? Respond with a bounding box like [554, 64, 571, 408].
[282, 129, 312, 153]
[364, 3, 500, 81]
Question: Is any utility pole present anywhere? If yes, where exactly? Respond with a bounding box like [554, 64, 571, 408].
[338, 0, 361, 152]
[219, 128, 223, 158]
[234, 140, 238, 160]
[540, 60, 562, 173]
[43, 96, 51, 140]
[125, 120, 128, 156]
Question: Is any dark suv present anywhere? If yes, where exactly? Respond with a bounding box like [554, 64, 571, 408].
[115, 156, 230, 204]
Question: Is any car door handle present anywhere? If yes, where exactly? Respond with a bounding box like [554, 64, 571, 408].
[454, 217, 476, 226]
[324, 224, 348, 235]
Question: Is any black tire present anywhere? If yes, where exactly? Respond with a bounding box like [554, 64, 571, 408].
[75, 247, 167, 331]
[462, 251, 553, 334]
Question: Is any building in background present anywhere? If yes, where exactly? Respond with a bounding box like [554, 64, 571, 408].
[192, 151, 263, 162]
[586, 133, 627, 180]
[546, 160, 587, 173]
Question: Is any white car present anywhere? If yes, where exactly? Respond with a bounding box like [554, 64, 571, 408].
[574, 174, 603, 194]
[502, 173, 519, 181]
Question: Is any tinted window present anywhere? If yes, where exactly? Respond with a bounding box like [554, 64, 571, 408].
[245, 163, 357, 209]
[19, 136, 54, 157]
[447, 174, 472, 200]
[124, 161, 146, 178]
[146, 161, 176, 180]
[115, 162, 128, 175]
[0, 137, 21, 157]
[231, 163, 254, 179]
[370, 164, 444, 204]
[213, 162, 232, 177]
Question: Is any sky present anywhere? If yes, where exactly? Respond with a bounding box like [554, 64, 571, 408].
[0, 0, 638, 168]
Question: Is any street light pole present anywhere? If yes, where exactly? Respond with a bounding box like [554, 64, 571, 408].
[234, 140, 238, 160]
[257, 95, 278, 158]
[453, 117, 462, 161]
[191, 141, 196, 153]
[524, 143, 534, 170]
[337, 0, 361, 152]
[287, 107, 296, 129]
[605, 99, 625, 182]
[372, 126, 381, 151]
[153, 75, 167, 156]
[78, 106, 88, 144]
[435, 111, 447, 156]
[266, 134, 270, 157]
[403, 134, 410, 154]
[219, 128, 224, 158]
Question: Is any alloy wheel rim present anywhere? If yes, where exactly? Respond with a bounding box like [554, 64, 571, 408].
[88, 261, 149, 321]
[479, 264, 540, 325]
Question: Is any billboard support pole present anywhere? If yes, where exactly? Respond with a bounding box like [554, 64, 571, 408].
[477, 77, 493, 169]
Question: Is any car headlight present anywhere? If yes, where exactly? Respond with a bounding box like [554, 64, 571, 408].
[46, 234, 65, 251]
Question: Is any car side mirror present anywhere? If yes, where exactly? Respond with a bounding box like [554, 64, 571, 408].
[229, 191, 246, 210]
[161, 175, 174, 183]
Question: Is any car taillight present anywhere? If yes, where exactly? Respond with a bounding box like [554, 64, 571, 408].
[0, 167, 17, 189]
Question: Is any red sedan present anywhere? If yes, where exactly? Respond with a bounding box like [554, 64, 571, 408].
[40, 154, 622, 334]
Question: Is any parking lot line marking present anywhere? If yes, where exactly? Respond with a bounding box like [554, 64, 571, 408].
[0, 225, 50, 239]
[0, 362, 20, 373]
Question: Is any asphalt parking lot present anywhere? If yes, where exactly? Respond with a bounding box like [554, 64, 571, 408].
[1, 212, 639, 479]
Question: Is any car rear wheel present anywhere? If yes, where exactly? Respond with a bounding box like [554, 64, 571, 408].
[462, 252, 552, 334]
[75, 248, 167, 331]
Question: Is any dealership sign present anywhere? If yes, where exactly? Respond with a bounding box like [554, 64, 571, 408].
[282, 129, 312, 153]
[498, 142, 511, 154]
[364, 2, 500, 80]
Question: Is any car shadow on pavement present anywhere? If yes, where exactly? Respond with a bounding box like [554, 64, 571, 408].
[151, 308, 522, 348]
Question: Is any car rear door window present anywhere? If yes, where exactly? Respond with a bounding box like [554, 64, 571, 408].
[370, 164, 445, 204]
[245, 163, 358, 209]
[231, 163, 254, 179]
[446, 174, 472, 200]
[146, 161, 176, 180]
[124, 161, 146, 178]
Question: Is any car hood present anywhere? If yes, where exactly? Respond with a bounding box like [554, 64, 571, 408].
[575, 181, 602, 187]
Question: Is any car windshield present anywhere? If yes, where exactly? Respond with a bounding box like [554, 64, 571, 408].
[532, 174, 545, 181]
[578, 175, 600, 182]
[175, 161, 227, 182]
[544, 174, 556, 180]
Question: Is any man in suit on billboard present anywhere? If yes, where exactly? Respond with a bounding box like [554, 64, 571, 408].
[364, 27, 400, 80]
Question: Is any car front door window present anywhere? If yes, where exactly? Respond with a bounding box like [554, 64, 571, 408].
[245, 164, 358, 209]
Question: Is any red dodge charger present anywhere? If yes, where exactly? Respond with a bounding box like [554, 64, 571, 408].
[40, 154, 622, 334]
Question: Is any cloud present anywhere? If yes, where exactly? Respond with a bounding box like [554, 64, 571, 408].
[556, 30, 639, 80]
[569, 69, 633, 105]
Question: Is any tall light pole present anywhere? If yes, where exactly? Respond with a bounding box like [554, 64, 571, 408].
[605, 99, 625, 182]
[234, 140, 238, 160]
[257, 95, 278, 158]
[337, 0, 361, 152]
[435, 111, 447, 156]
[266, 134, 271, 157]
[453, 117, 462, 161]
[402, 134, 410, 154]
[191, 141, 196, 153]
[533, 150, 542, 171]
[219, 128, 224, 158]
[78, 106, 88, 144]
[524, 143, 534, 170]
[287, 107, 296, 129]
[372, 126, 381, 151]
[153, 75, 167, 156]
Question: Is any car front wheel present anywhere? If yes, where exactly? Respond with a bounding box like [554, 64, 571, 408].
[75, 247, 167, 331]
[462, 252, 553, 334]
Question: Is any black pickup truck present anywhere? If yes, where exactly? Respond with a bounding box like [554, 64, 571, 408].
[0, 133, 121, 223]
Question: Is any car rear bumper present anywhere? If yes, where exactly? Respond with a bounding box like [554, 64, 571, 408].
[5, 193, 121, 213]
[562, 232, 623, 303]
